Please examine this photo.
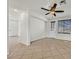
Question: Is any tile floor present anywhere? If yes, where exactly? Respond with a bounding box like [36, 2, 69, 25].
[8, 38, 71, 59]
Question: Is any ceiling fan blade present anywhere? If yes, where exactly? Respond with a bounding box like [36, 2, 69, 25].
[60, 0, 64, 3]
[55, 10, 64, 12]
[53, 13, 56, 16]
[45, 13, 50, 15]
[41, 8, 50, 11]
[50, 3, 57, 11]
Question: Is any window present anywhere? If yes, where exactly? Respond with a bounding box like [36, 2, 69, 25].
[51, 21, 55, 31]
[58, 19, 71, 34]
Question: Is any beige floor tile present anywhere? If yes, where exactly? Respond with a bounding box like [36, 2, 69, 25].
[42, 51, 52, 58]
[63, 54, 71, 59]
[8, 37, 71, 59]
[21, 54, 32, 59]
[8, 55, 22, 59]
[53, 55, 64, 59]
[43, 56, 54, 59]
[23, 50, 33, 55]
[32, 54, 42, 59]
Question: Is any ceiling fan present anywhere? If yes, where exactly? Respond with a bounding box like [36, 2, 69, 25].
[41, 3, 64, 16]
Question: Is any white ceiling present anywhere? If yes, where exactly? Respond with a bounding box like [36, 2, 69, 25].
[9, 0, 71, 19]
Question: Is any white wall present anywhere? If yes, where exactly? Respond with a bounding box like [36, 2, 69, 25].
[29, 15, 47, 41]
[8, 8, 47, 45]
[18, 9, 47, 45]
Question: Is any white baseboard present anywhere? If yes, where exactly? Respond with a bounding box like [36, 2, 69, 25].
[46, 36, 71, 41]
[31, 35, 46, 42]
